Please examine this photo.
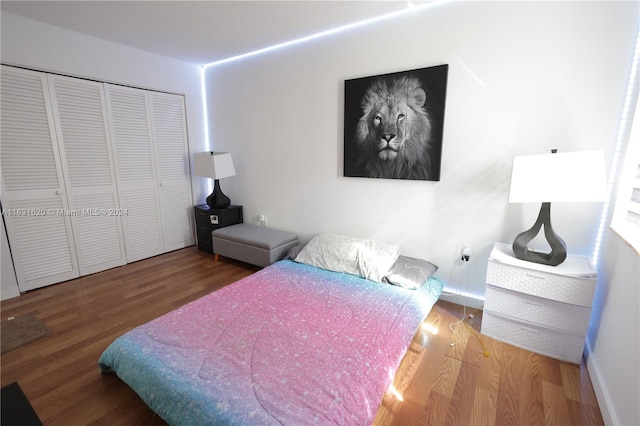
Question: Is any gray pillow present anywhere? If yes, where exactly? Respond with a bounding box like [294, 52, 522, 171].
[382, 255, 438, 289]
[284, 243, 306, 260]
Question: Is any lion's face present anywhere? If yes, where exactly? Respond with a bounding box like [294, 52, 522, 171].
[369, 101, 409, 161]
[355, 76, 433, 179]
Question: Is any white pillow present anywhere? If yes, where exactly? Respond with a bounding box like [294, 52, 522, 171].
[294, 234, 400, 283]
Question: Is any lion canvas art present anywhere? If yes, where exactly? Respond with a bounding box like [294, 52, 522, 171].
[344, 64, 448, 181]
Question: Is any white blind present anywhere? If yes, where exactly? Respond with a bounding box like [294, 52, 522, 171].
[611, 97, 640, 252]
[626, 164, 640, 224]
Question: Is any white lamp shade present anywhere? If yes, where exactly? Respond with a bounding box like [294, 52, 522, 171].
[194, 152, 235, 180]
[509, 149, 607, 203]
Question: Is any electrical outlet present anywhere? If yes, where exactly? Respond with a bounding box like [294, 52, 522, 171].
[461, 245, 471, 262]
[259, 214, 267, 226]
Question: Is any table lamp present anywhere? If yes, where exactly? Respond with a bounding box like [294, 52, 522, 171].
[194, 152, 236, 209]
[508, 149, 607, 266]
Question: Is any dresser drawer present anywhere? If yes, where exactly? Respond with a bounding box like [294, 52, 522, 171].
[197, 238, 213, 253]
[481, 310, 584, 364]
[197, 226, 213, 244]
[487, 259, 596, 306]
[484, 285, 591, 335]
[195, 208, 214, 225]
[194, 205, 243, 226]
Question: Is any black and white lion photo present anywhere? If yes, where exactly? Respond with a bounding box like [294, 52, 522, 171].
[344, 64, 448, 181]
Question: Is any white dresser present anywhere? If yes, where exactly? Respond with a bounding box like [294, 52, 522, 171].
[481, 242, 597, 364]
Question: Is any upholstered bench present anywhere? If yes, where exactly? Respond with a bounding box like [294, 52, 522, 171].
[211, 223, 298, 267]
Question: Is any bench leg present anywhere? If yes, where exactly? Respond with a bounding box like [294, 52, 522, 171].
[214, 253, 219, 262]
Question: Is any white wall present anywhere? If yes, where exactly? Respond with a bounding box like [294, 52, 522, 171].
[0, 12, 208, 203]
[588, 231, 639, 426]
[204, 1, 638, 304]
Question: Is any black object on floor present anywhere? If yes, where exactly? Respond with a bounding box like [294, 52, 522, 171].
[1, 382, 43, 426]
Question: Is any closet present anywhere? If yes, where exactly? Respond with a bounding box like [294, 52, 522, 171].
[0, 65, 194, 292]
[105, 85, 194, 263]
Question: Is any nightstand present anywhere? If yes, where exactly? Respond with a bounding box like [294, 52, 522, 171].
[194, 205, 243, 253]
[481, 242, 597, 364]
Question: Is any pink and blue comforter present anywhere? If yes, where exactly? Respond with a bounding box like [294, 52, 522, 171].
[99, 260, 442, 425]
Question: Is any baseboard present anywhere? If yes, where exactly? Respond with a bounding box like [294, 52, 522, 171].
[439, 291, 484, 309]
[585, 337, 618, 426]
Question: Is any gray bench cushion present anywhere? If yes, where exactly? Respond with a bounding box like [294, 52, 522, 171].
[211, 224, 298, 267]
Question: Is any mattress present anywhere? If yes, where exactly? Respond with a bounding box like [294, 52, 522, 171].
[99, 260, 442, 425]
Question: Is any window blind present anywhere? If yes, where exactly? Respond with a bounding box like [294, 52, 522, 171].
[611, 99, 640, 253]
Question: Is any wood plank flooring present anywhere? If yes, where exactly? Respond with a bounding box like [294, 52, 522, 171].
[1, 246, 603, 425]
[374, 302, 602, 425]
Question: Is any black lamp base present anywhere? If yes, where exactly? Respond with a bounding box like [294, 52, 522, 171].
[206, 179, 231, 209]
[512, 202, 567, 266]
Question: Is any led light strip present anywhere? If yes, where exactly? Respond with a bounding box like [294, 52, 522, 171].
[442, 286, 485, 302]
[198, 0, 447, 193]
[200, 1, 444, 70]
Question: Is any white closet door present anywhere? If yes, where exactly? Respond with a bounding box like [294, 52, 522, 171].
[105, 84, 164, 262]
[0, 66, 79, 291]
[47, 75, 126, 275]
[149, 92, 194, 251]
[1, 215, 20, 300]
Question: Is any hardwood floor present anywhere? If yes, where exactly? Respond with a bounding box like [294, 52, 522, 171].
[374, 302, 603, 425]
[1, 247, 603, 425]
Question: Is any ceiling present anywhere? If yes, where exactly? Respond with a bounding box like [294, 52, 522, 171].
[1, 1, 432, 65]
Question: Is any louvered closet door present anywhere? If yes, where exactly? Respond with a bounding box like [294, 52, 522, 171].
[0, 66, 80, 291]
[105, 85, 164, 262]
[149, 92, 194, 251]
[47, 75, 126, 276]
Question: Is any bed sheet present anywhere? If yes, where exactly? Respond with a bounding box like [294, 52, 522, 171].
[99, 260, 442, 425]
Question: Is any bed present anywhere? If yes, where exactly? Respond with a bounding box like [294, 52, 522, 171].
[99, 234, 442, 425]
